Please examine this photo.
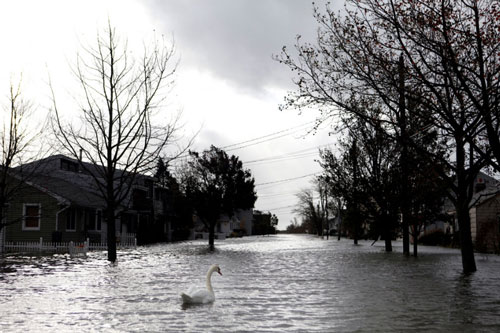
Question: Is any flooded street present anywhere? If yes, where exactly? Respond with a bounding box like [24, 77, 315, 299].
[1, 234, 500, 332]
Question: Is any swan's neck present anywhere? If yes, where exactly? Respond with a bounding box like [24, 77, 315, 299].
[206, 267, 216, 293]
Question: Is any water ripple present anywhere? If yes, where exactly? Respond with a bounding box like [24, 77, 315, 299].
[1, 235, 500, 332]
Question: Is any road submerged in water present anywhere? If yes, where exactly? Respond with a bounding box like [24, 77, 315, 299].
[1, 234, 500, 332]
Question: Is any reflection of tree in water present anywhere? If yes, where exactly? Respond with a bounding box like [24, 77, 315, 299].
[450, 274, 476, 326]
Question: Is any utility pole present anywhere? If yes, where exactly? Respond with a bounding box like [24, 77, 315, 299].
[325, 183, 329, 240]
[337, 199, 342, 241]
[351, 139, 359, 245]
[399, 54, 410, 256]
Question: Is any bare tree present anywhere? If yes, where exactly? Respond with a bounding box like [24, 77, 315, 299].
[293, 188, 323, 235]
[51, 23, 184, 262]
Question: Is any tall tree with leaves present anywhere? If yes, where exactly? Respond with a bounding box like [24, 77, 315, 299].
[154, 157, 193, 241]
[277, 0, 486, 272]
[318, 134, 367, 244]
[184, 146, 257, 251]
[51, 23, 183, 262]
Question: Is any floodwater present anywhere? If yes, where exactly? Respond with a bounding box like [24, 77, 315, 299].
[1, 235, 500, 332]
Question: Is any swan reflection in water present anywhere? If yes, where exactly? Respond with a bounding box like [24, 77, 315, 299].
[181, 264, 222, 308]
[181, 301, 215, 311]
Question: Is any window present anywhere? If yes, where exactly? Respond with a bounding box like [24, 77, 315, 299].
[96, 210, 102, 231]
[88, 210, 102, 231]
[60, 159, 79, 172]
[66, 209, 76, 231]
[23, 204, 41, 230]
[155, 188, 162, 201]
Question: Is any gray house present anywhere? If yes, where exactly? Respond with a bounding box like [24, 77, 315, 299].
[423, 171, 500, 252]
[2, 155, 169, 245]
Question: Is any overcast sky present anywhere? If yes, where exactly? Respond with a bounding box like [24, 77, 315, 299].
[0, 0, 343, 230]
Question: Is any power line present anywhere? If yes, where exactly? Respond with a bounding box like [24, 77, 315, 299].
[257, 196, 296, 206]
[254, 172, 321, 187]
[246, 144, 331, 163]
[169, 121, 317, 163]
[257, 191, 299, 198]
[256, 204, 296, 212]
[221, 121, 315, 151]
[245, 152, 318, 167]
[243, 143, 332, 165]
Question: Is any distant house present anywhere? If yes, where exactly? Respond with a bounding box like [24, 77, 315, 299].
[190, 209, 253, 240]
[1, 155, 170, 247]
[330, 215, 342, 235]
[425, 171, 500, 252]
[470, 192, 500, 253]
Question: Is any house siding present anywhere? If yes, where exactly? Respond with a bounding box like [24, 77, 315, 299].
[58, 207, 96, 243]
[474, 196, 500, 253]
[476, 197, 500, 223]
[469, 207, 477, 241]
[3, 154, 167, 245]
[5, 183, 61, 242]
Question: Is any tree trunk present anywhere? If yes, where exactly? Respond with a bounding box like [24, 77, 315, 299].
[457, 204, 476, 273]
[106, 166, 117, 262]
[455, 137, 477, 273]
[106, 208, 117, 262]
[384, 235, 392, 252]
[455, 178, 476, 272]
[383, 214, 392, 252]
[208, 220, 215, 251]
[353, 215, 359, 245]
[456, 183, 476, 273]
[413, 223, 418, 257]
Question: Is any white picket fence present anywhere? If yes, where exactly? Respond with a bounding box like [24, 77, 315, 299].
[2, 234, 137, 256]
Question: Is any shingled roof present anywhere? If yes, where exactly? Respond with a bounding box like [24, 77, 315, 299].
[17, 154, 134, 210]
[29, 174, 104, 209]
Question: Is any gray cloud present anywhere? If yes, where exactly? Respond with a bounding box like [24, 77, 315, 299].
[146, 0, 333, 95]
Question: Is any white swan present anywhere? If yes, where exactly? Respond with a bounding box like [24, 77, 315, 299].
[181, 264, 222, 304]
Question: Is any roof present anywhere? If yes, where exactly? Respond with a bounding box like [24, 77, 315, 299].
[17, 154, 141, 210]
[470, 171, 500, 207]
[471, 190, 500, 208]
[443, 171, 500, 212]
[29, 174, 104, 209]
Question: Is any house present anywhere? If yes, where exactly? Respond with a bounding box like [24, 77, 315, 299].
[329, 215, 342, 235]
[423, 171, 500, 252]
[457, 172, 500, 252]
[1, 154, 169, 247]
[470, 191, 500, 253]
[190, 209, 253, 240]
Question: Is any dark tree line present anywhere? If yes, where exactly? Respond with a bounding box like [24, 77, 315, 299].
[153, 157, 194, 242]
[154, 146, 257, 251]
[253, 210, 278, 235]
[179, 145, 257, 251]
[277, 0, 500, 272]
[153, 146, 258, 251]
[317, 108, 447, 254]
